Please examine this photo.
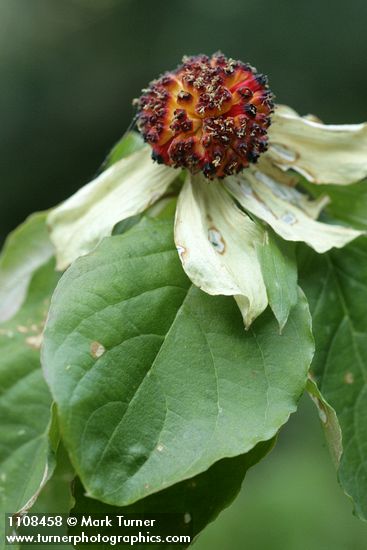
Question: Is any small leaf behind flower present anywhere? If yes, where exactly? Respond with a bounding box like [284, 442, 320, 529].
[257, 230, 298, 330]
[112, 214, 142, 236]
[102, 131, 144, 170]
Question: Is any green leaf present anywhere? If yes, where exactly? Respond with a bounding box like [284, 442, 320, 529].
[42, 219, 314, 507]
[299, 237, 367, 520]
[307, 378, 342, 467]
[20, 444, 75, 550]
[0, 260, 60, 544]
[0, 211, 54, 322]
[102, 131, 144, 169]
[112, 214, 142, 236]
[257, 229, 298, 330]
[148, 196, 178, 221]
[70, 440, 274, 550]
[28, 443, 74, 514]
[301, 179, 367, 231]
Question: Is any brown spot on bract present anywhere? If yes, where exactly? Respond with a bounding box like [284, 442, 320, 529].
[90, 341, 106, 359]
[26, 334, 43, 350]
[17, 325, 29, 334]
[208, 226, 226, 254]
[281, 212, 297, 225]
[176, 244, 187, 261]
[344, 371, 354, 384]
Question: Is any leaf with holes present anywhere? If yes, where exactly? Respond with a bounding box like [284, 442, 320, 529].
[299, 237, 367, 520]
[42, 218, 314, 507]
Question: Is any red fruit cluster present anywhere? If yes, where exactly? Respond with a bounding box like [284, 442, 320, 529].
[135, 53, 274, 179]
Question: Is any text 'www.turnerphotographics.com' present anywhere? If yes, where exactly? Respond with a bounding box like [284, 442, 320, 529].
[5, 513, 193, 546]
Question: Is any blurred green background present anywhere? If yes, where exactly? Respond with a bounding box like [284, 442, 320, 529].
[1, 1, 367, 547]
[1, 0, 367, 243]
